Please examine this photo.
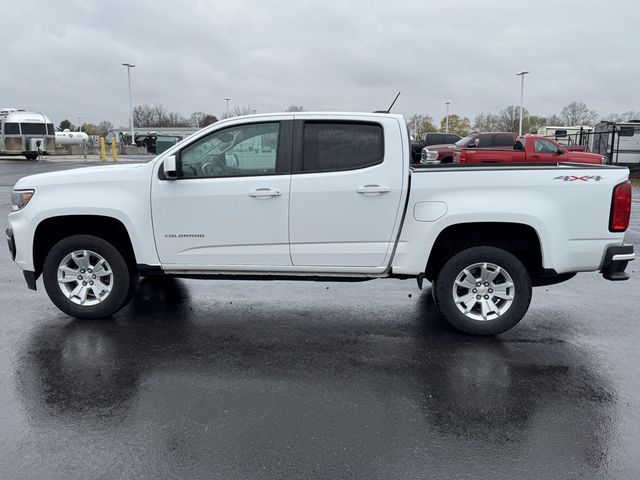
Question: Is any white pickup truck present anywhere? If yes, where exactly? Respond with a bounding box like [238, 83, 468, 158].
[6, 112, 635, 335]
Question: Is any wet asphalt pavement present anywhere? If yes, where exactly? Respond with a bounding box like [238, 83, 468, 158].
[0, 159, 639, 479]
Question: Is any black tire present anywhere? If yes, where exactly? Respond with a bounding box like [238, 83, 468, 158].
[435, 246, 532, 336]
[43, 234, 134, 319]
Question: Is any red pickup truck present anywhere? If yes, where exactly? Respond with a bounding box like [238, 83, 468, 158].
[453, 135, 606, 164]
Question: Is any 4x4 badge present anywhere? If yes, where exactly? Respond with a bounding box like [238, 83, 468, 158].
[554, 175, 602, 182]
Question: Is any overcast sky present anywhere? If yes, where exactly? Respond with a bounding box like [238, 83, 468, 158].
[2, 0, 638, 127]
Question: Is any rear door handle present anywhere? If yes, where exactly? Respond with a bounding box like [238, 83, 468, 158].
[356, 184, 391, 194]
[249, 187, 281, 198]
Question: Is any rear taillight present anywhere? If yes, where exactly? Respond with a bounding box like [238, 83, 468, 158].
[458, 151, 467, 163]
[609, 180, 632, 232]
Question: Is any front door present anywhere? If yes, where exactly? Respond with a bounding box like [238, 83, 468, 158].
[151, 119, 293, 268]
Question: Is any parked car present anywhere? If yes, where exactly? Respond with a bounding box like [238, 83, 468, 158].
[6, 113, 633, 335]
[421, 132, 517, 164]
[453, 135, 606, 164]
[411, 133, 461, 163]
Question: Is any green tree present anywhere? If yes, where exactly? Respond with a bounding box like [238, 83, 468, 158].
[58, 119, 74, 131]
[439, 114, 471, 136]
[406, 114, 437, 139]
[526, 115, 547, 133]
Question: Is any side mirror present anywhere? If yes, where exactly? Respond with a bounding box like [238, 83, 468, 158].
[164, 155, 177, 179]
[556, 148, 565, 155]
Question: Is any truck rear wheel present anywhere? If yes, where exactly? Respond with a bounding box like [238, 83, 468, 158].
[43, 234, 134, 319]
[435, 246, 532, 335]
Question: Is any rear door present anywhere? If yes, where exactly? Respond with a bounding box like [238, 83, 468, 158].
[288, 116, 406, 268]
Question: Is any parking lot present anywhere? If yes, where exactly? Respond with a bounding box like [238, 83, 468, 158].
[0, 158, 639, 479]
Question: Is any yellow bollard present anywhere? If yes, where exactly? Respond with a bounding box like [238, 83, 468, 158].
[111, 138, 117, 161]
[99, 137, 106, 161]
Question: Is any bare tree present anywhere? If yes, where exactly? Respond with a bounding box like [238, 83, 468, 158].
[496, 105, 528, 133]
[473, 113, 500, 132]
[559, 102, 598, 126]
[545, 114, 564, 126]
[602, 111, 640, 122]
[285, 105, 305, 112]
[134, 103, 190, 127]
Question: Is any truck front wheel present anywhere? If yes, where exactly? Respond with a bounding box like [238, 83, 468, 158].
[43, 234, 134, 319]
[435, 246, 532, 335]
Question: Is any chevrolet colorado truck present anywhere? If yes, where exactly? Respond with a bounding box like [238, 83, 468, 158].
[6, 112, 635, 335]
[454, 135, 606, 164]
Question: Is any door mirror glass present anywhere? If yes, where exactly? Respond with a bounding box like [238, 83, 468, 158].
[164, 155, 177, 179]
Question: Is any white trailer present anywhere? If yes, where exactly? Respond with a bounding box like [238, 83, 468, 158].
[537, 126, 592, 147]
[591, 121, 640, 165]
[0, 109, 56, 159]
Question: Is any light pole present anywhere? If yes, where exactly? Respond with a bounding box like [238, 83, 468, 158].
[445, 101, 451, 133]
[516, 71, 529, 136]
[224, 97, 231, 117]
[77, 116, 82, 132]
[122, 63, 136, 145]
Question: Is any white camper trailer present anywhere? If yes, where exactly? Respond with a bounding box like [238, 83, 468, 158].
[0, 108, 56, 159]
[591, 120, 640, 164]
[537, 126, 593, 147]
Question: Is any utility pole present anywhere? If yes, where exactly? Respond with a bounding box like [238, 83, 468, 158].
[445, 101, 451, 133]
[122, 63, 136, 144]
[516, 71, 530, 136]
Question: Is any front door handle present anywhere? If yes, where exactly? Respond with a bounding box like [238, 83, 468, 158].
[249, 187, 281, 198]
[356, 184, 391, 194]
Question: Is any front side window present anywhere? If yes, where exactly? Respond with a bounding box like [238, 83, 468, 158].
[477, 135, 492, 147]
[534, 139, 558, 153]
[302, 122, 383, 172]
[179, 123, 279, 179]
[3, 122, 20, 134]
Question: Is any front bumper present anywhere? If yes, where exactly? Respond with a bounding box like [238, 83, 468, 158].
[600, 244, 635, 281]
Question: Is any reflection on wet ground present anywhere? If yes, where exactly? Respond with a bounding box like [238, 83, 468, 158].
[10, 277, 620, 479]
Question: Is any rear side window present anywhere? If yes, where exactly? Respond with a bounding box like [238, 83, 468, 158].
[3, 122, 19, 134]
[493, 134, 515, 147]
[302, 122, 384, 172]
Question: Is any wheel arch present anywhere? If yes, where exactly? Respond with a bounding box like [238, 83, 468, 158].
[425, 222, 544, 282]
[33, 215, 137, 278]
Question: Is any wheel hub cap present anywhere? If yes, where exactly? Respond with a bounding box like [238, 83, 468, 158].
[452, 262, 515, 321]
[56, 250, 114, 306]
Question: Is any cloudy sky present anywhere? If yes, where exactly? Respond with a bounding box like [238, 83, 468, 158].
[2, 0, 638, 127]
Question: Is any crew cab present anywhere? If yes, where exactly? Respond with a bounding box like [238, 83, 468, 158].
[6, 113, 635, 335]
[421, 132, 517, 164]
[454, 135, 606, 164]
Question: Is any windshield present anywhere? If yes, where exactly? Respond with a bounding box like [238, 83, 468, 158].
[454, 134, 476, 146]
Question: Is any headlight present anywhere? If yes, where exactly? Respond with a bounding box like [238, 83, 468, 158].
[11, 190, 34, 211]
[420, 150, 440, 165]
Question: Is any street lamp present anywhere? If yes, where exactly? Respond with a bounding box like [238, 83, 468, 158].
[224, 97, 231, 117]
[445, 101, 451, 134]
[516, 71, 530, 136]
[122, 63, 136, 145]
